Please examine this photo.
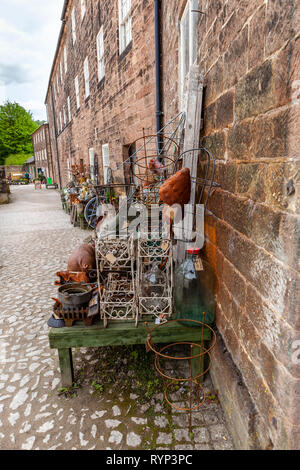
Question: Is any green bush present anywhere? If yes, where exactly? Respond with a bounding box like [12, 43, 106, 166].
[4, 153, 32, 166]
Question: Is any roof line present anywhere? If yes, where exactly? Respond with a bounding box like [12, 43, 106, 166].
[44, 0, 70, 104]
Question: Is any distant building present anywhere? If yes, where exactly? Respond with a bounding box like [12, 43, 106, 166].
[31, 123, 53, 180]
[44, 0, 156, 188]
[24, 156, 36, 179]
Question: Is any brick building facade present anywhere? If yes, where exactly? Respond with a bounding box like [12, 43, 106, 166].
[45, 0, 156, 188]
[32, 123, 53, 180]
[44, 0, 299, 449]
[160, 0, 299, 450]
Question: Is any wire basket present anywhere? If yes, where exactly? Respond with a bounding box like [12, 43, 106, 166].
[145, 318, 216, 432]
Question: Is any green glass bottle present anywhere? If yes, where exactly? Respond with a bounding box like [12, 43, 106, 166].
[174, 248, 215, 326]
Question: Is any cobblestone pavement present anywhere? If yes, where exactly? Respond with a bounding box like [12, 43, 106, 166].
[0, 185, 234, 450]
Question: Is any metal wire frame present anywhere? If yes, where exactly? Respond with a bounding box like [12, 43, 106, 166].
[145, 317, 216, 432]
[137, 236, 173, 321]
[174, 146, 220, 211]
[113, 111, 186, 173]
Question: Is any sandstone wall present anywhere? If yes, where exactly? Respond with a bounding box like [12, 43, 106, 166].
[161, 0, 300, 449]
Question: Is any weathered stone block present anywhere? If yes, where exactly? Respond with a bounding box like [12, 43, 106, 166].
[204, 57, 224, 106]
[206, 187, 223, 219]
[266, 0, 296, 56]
[252, 109, 289, 160]
[223, 192, 253, 239]
[203, 102, 216, 134]
[273, 41, 292, 107]
[227, 119, 254, 160]
[235, 60, 274, 121]
[201, 130, 226, 160]
[249, 5, 266, 69]
[236, 163, 261, 195]
[215, 90, 234, 129]
[210, 330, 266, 449]
[219, 12, 243, 55]
[237, 0, 265, 22]
[223, 256, 246, 307]
[239, 313, 262, 368]
[224, 26, 248, 89]
[205, 20, 221, 70]
[214, 162, 237, 193]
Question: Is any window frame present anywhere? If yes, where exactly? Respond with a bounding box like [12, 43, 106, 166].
[75, 76, 80, 110]
[96, 26, 105, 82]
[67, 96, 71, 122]
[102, 144, 110, 184]
[71, 7, 76, 45]
[84, 56, 90, 99]
[80, 0, 86, 20]
[118, 0, 132, 54]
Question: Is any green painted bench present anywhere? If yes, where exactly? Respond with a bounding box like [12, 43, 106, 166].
[48, 320, 211, 387]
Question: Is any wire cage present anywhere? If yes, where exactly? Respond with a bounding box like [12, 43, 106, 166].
[99, 271, 137, 324]
[96, 234, 137, 327]
[137, 235, 173, 322]
[127, 133, 180, 207]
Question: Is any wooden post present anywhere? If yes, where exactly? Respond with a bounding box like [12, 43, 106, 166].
[58, 348, 74, 387]
[175, 65, 204, 262]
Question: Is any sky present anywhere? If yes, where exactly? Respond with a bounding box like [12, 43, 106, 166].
[0, 0, 65, 121]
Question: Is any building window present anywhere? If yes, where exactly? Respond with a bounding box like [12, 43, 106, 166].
[118, 0, 132, 54]
[96, 26, 105, 82]
[75, 76, 80, 109]
[180, 0, 198, 100]
[67, 96, 71, 122]
[102, 144, 110, 184]
[84, 57, 90, 98]
[71, 7, 76, 45]
[64, 46, 67, 73]
[80, 0, 86, 20]
[89, 148, 95, 181]
[60, 61, 63, 85]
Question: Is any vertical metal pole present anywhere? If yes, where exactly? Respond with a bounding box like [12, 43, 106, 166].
[154, 0, 163, 159]
[50, 85, 62, 189]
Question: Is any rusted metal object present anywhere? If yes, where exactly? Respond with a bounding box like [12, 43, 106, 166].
[55, 271, 90, 285]
[145, 316, 216, 432]
[53, 301, 95, 327]
[57, 283, 93, 307]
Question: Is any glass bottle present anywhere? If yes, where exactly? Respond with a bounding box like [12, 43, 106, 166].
[174, 248, 215, 326]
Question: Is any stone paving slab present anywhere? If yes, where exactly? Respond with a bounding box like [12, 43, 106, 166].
[0, 185, 235, 450]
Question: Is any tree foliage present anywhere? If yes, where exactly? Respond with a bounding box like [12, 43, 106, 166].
[0, 101, 39, 165]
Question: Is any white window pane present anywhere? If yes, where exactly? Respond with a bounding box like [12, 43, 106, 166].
[102, 144, 110, 183]
[97, 27, 105, 81]
[72, 8, 76, 44]
[75, 76, 80, 108]
[67, 97, 71, 121]
[84, 58, 90, 97]
[81, 0, 86, 19]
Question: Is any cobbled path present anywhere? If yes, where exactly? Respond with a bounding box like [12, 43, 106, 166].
[0, 185, 234, 450]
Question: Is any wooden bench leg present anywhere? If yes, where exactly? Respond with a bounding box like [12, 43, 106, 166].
[58, 348, 74, 387]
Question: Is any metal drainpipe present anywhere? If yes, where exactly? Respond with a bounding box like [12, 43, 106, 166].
[154, 0, 163, 158]
[50, 85, 62, 189]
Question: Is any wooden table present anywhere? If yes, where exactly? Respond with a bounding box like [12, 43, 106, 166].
[49, 320, 212, 387]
